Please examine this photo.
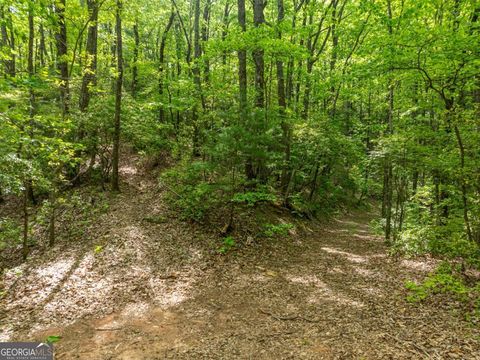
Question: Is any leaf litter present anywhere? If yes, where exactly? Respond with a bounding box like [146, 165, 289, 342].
[1, 152, 479, 359]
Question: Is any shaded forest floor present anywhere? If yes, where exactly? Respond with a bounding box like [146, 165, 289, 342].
[1, 152, 480, 359]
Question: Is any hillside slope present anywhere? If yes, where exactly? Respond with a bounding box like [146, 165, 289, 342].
[1, 154, 479, 359]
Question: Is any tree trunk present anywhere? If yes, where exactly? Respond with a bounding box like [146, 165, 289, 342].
[384, 84, 394, 242]
[453, 123, 473, 242]
[79, 0, 99, 112]
[159, 12, 175, 123]
[202, 0, 211, 83]
[329, 0, 339, 120]
[1, 6, 15, 77]
[39, 23, 46, 67]
[253, 0, 265, 110]
[54, 0, 69, 117]
[237, 0, 252, 179]
[192, 0, 203, 157]
[111, 0, 123, 192]
[22, 185, 29, 260]
[132, 18, 139, 97]
[383, 0, 394, 242]
[221, 2, 231, 66]
[48, 189, 56, 247]
[277, 0, 291, 196]
[252, 0, 266, 180]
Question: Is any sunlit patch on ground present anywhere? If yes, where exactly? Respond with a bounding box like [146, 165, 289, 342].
[353, 266, 381, 279]
[2, 257, 76, 318]
[0, 325, 14, 342]
[38, 254, 116, 327]
[3, 263, 28, 289]
[111, 225, 149, 260]
[334, 219, 363, 228]
[401, 259, 436, 272]
[286, 274, 328, 288]
[308, 286, 365, 308]
[321, 247, 368, 263]
[286, 273, 365, 308]
[353, 233, 378, 240]
[119, 164, 138, 176]
[120, 301, 151, 317]
[149, 271, 196, 308]
[328, 266, 346, 274]
[358, 285, 384, 298]
[369, 253, 387, 259]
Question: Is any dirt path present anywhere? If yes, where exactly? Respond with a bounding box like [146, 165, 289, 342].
[2, 154, 479, 359]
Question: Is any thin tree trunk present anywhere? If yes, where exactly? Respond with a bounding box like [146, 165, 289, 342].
[1, 6, 15, 77]
[277, 0, 291, 196]
[79, 0, 99, 112]
[111, 0, 123, 192]
[237, 0, 252, 179]
[383, 0, 394, 242]
[132, 18, 139, 97]
[252, 0, 266, 180]
[453, 124, 473, 242]
[159, 12, 175, 123]
[39, 23, 46, 67]
[253, 0, 265, 110]
[202, 0, 211, 83]
[26, 2, 36, 205]
[48, 188, 56, 247]
[384, 84, 394, 242]
[55, 0, 69, 117]
[192, 0, 203, 156]
[221, 2, 231, 66]
[329, 0, 339, 119]
[22, 185, 29, 260]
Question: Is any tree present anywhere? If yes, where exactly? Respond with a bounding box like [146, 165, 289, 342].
[79, 0, 99, 113]
[54, 0, 69, 117]
[111, 0, 123, 192]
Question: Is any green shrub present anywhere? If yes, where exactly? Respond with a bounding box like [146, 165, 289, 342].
[0, 218, 21, 250]
[161, 161, 219, 221]
[218, 236, 235, 254]
[122, 97, 173, 155]
[405, 261, 480, 322]
[263, 223, 294, 238]
[232, 190, 276, 207]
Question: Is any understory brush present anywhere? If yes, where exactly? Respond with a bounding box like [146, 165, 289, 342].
[405, 261, 480, 324]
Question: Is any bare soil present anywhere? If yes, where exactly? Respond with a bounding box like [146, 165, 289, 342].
[1, 154, 479, 359]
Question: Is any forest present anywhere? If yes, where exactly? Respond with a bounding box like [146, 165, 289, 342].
[0, 0, 479, 358]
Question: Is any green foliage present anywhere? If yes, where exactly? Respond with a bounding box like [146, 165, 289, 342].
[0, 218, 21, 250]
[161, 161, 219, 222]
[35, 191, 109, 242]
[143, 214, 167, 224]
[232, 190, 277, 207]
[369, 218, 385, 236]
[45, 335, 61, 344]
[121, 97, 173, 155]
[405, 262, 480, 322]
[218, 236, 235, 254]
[263, 223, 294, 238]
[390, 194, 480, 268]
